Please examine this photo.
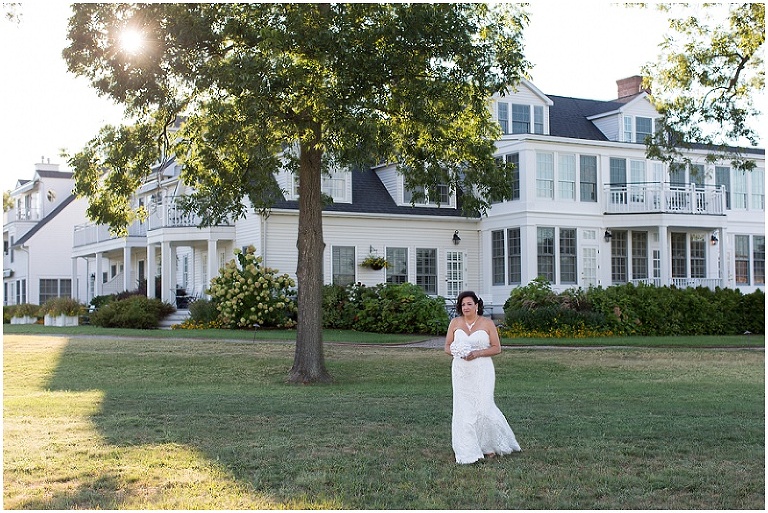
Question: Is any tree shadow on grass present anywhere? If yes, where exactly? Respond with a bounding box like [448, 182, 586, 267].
[30, 337, 453, 510]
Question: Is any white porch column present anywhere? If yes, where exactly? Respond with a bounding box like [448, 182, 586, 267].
[161, 241, 174, 304]
[71, 257, 80, 302]
[94, 252, 104, 297]
[658, 225, 669, 285]
[718, 228, 728, 288]
[146, 243, 157, 298]
[207, 239, 218, 298]
[123, 246, 133, 292]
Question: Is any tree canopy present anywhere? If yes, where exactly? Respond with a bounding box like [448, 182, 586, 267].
[642, 3, 764, 169]
[64, 3, 530, 383]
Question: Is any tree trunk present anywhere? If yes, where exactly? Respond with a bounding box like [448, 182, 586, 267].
[288, 138, 333, 384]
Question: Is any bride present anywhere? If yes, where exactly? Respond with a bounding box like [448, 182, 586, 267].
[444, 291, 521, 464]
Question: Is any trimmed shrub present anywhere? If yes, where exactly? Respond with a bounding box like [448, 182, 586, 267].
[503, 279, 765, 338]
[90, 296, 175, 329]
[188, 298, 219, 324]
[323, 282, 449, 335]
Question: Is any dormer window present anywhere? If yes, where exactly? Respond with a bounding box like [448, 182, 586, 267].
[403, 183, 454, 207]
[498, 102, 544, 135]
[291, 170, 350, 203]
[623, 115, 655, 143]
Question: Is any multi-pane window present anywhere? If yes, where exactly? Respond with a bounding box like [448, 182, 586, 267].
[754, 236, 765, 285]
[537, 227, 555, 282]
[39, 278, 71, 304]
[332, 246, 355, 286]
[536, 152, 554, 198]
[386, 248, 408, 284]
[507, 228, 522, 284]
[559, 228, 577, 284]
[322, 172, 347, 201]
[558, 154, 576, 200]
[671, 233, 687, 278]
[499, 102, 545, 135]
[733, 169, 747, 209]
[632, 231, 648, 280]
[416, 248, 437, 294]
[623, 116, 633, 142]
[579, 155, 597, 202]
[635, 116, 653, 143]
[507, 153, 520, 200]
[498, 102, 509, 134]
[609, 158, 627, 204]
[491, 230, 505, 286]
[611, 231, 628, 283]
[403, 184, 452, 206]
[624, 116, 654, 142]
[735, 235, 750, 284]
[511, 104, 530, 133]
[533, 106, 544, 134]
[715, 165, 731, 209]
[751, 168, 765, 210]
[690, 234, 706, 279]
[629, 160, 646, 204]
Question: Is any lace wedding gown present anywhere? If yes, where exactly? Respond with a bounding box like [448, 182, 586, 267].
[451, 329, 521, 464]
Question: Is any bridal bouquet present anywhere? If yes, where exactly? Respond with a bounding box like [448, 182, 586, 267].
[450, 339, 472, 358]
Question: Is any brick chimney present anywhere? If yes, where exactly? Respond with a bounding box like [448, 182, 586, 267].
[616, 75, 649, 98]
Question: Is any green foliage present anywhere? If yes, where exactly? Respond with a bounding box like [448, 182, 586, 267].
[188, 298, 219, 324]
[7, 303, 40, 318]
[642, 3, 764, 169]
[40, 297, 86, 317]
[503, 280, 765, 337]
[63, 2, 530, 382]
[207, 246, 297, 329]
[90, 296, 175, 329]
[323, 282, 449, 335]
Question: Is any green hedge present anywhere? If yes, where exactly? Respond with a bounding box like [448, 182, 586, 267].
[90, 296, 176, 329]
[503, 279, 765, 337]
[323, 283, 449, 335]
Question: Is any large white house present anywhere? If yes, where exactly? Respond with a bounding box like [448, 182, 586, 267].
[4, 76, 765, 312]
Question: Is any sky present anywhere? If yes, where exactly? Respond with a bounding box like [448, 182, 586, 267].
[1, 2, 763, 194]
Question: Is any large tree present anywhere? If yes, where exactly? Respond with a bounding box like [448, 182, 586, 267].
[642, 3, 764, 169]
[64, 3, 529, 383]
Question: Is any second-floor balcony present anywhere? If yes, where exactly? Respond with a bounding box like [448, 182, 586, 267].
[73, 220, 147, 247]
[73, 197, 234, 248]
[603, 183, 725, 215]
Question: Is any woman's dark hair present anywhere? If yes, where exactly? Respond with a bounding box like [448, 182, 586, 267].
[456, 290, 484, 316]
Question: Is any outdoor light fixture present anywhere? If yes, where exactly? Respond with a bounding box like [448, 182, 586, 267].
[604, 230, 613, 242]
[453, 230, 461, 245]
[711, 234, 718, 245]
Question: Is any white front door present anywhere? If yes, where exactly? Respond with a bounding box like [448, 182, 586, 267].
[446, 251, 464, 299]
[582, 246, 597, 287]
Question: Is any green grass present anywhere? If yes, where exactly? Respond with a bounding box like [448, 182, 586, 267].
[3, 323, 764, 348]
[3, 334, 764, 509]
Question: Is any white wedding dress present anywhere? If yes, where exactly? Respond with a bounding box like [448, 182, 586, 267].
[451, 329, 521, 464]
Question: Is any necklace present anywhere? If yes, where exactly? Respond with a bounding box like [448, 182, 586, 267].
[465, 318, 477, 331]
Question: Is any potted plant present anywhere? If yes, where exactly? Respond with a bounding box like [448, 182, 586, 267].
[361, 254, 389, 270]
[9, 303, 40, 324]
[41, 297, 85, 327]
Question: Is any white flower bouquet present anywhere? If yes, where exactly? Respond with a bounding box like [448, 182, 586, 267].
[450, 338, 472, 358]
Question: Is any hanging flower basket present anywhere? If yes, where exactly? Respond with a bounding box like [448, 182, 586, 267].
[361, 254, 389, 270]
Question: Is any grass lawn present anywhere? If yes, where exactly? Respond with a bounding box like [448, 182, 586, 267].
[3, 333, 764, 509]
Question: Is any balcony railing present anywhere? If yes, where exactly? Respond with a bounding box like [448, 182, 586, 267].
[603, 183, 725, 215]
[146, 196, 234, 229]
[73, 220, 147, 247]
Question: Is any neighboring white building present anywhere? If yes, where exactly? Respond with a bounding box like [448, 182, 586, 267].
[4, 76, 765, 312]
[3, 162, 90, 306]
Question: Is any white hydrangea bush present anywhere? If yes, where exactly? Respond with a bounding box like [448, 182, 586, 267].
[207, 245, 297, 329]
